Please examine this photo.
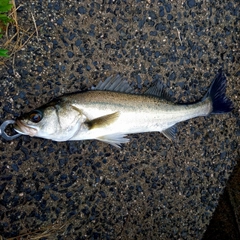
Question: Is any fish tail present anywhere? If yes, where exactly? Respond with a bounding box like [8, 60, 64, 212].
[204, 69, 233, 114]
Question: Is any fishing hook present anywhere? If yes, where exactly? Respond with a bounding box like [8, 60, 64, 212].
[0, 120, 22, 141]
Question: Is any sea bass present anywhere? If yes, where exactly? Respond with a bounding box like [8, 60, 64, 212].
[14, 70, 233, 147]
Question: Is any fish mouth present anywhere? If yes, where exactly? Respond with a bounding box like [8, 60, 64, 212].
[14, 120, 38, 137]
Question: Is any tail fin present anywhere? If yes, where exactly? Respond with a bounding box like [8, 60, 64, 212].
[204, 69, 233, 114]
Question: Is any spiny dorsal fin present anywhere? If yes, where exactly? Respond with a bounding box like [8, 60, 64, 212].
[94, 75, 135, 93]
[85, 112, 119, 130]
[145, 82, 172, 101]
[161, 124, 177, 141]
[96, 133, 129, 148]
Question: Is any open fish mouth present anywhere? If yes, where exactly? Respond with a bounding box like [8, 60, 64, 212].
[14, 120, 38, 137]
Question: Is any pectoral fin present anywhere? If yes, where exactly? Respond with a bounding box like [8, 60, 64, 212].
[162, 125, 177, 141]
[85, 112, 119, 130]
[96, 133, 129, 148]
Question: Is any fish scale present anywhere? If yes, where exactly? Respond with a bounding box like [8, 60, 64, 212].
[13, 69, 233, 148]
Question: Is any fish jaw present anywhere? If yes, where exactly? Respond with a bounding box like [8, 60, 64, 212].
[14, 120, 38, 137]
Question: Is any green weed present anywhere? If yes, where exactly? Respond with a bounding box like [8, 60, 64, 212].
[0, 0, 13, 57]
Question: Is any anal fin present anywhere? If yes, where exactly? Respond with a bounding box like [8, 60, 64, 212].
[96, 133, 129, 148]
[162, 125, 177, 141]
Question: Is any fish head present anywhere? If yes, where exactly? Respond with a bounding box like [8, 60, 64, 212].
[14, 99, 86, 141]
[14, 105, 60, 138]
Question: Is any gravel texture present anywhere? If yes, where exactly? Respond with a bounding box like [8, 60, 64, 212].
[0, 0, 239, 239]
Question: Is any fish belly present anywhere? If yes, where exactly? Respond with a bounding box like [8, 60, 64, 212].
[69, 93, 212, 141]
[70, 108, 188, 141]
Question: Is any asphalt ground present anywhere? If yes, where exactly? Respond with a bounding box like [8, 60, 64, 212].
[0, 0, 239, 239]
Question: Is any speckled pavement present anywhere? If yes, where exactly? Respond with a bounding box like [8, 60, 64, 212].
[0, 0, 239, 239]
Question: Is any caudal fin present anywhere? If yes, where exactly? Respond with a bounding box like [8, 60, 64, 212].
[204, 69, 233, 114]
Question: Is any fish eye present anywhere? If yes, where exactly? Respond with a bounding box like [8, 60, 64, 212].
[29, 110, 43, 123]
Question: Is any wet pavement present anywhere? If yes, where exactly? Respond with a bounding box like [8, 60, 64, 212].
[0, 0, 239, 239]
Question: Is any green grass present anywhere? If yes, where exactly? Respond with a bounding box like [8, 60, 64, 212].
[0, 0, 13, 57]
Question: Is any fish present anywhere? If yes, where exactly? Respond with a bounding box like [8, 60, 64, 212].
[14, 69, 233, 148]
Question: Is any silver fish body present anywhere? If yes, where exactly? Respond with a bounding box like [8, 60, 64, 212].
[64, 91, 211, 141]
[14, 70, 233, 147]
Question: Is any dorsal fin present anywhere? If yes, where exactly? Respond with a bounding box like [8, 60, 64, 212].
[94, 75, 135, 93]
[145, 82, 172, 101]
